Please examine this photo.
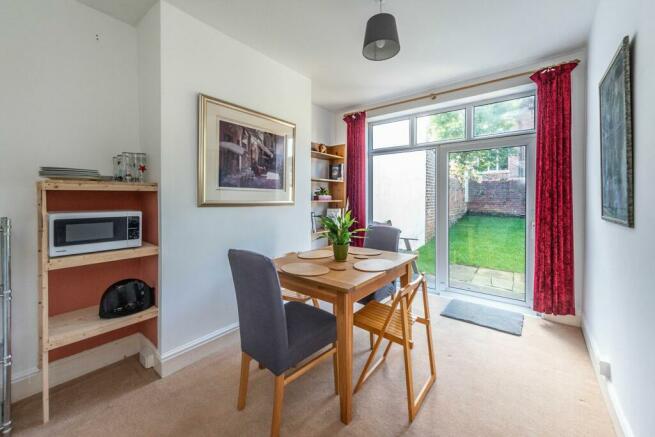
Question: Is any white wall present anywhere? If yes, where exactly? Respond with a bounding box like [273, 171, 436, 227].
[311, 104, 336, 146]
[0, 0, 140, 384]
[584, 0, 655, 436]
[158, 2, 312, 356]
[138, 3, 162, 184]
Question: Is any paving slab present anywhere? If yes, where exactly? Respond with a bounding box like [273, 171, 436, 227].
[449, 264, 477, 282]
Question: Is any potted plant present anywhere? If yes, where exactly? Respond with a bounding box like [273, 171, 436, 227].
[320, 210, 365, 262]
[314, 186, 332, 201]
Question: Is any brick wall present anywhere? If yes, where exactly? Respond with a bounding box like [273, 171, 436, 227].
[467, 178, 526, 216]
[448, 177, 467, 225]
[422, 167, 524, 237]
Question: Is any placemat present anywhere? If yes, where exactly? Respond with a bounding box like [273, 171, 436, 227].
[280, 263, 330, 276]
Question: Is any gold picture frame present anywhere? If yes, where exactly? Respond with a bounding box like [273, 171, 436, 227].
[198, 93, 296, 206]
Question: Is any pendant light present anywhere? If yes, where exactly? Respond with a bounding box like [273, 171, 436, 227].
[362, 0, 400, 61]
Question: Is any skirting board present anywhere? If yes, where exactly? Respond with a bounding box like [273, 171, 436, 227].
[11, 334, 143, 403]
[543, 313, 582, 327]
[581, 317, 633, 437]
[11, 322, 241, 403]
[155, 322, 239, 377]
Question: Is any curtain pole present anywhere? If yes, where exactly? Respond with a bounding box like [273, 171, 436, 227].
[343, 59, 580, 117]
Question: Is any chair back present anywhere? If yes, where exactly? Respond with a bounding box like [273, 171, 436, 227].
[364, 225, 401, 252]
[228, 249, 289, 370]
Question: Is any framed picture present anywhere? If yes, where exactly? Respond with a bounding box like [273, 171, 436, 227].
[326, 208, 341, 219]
[311, 212, 323, 233]
[198, 94, 295, 206]
[599, 36, 633, 227]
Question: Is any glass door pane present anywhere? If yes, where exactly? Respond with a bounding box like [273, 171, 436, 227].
[371, 149, 436, 288]
[447, 145, 527, 300]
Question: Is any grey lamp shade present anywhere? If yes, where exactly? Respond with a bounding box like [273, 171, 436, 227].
[362, 12, 400, 61]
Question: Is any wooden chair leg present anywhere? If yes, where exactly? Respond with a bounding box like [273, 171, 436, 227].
[382, 339, 394, 358]
[237, 353, 252, 410]
[354, 331, 387, 393]
[369, 332, 375, 350]
[400, 297, 416, 422]
[311, 298, 320, 308]
[332, 342, 339, 395]
[271, 375, 285, 437]
[422, 279, 437, 380]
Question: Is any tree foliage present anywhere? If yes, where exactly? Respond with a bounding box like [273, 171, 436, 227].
[428, 97, 532, 182]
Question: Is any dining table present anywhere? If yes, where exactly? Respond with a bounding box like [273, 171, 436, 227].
[273, 248, 417, 425]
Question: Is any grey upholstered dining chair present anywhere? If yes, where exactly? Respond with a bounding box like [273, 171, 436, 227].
[358, 225, 402, 305]
[228, 249, 338, 437]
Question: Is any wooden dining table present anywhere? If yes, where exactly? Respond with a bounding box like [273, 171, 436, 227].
[274, 249, 417, 424]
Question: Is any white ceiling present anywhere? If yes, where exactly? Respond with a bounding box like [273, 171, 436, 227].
[77, 0, 157, 26]
[78, 0, 598, 112]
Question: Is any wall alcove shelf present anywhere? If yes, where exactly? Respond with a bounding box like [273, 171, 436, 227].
[37, 180, 159, 424]
[311, 144, 347, 241]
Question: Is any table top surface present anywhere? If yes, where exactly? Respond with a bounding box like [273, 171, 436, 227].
[274, 250, 416, 293]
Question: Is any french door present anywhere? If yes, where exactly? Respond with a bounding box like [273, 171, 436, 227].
[367, 91, 537, 306]
[436, 136, 535, 306]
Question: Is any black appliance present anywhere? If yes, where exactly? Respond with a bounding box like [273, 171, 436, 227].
[99, 279, 154, 319]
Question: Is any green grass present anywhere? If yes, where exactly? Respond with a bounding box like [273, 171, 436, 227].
[416, 215, 526, 274]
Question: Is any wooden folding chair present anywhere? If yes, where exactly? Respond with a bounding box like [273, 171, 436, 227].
[353, 274, 436, 422]
[281, 288, 320, 308]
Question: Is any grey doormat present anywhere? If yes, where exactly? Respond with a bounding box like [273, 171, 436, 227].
[440, 299, 524, 336]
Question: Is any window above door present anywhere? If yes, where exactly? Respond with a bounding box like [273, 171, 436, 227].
[369, 92, 536, 152]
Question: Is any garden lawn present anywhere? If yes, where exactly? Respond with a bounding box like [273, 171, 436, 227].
[416, 215, 526, 274]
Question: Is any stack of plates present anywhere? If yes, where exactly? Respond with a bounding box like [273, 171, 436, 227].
[39, 167, 105, 180]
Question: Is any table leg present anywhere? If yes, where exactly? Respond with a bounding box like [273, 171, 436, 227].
[336, 292, 353, 424]
[400, 263, 411, 287]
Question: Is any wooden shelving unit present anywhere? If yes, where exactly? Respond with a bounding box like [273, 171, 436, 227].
[47, 306, 158, 351]
[311, 144, 347, 241]
[37, 179, 159, 423]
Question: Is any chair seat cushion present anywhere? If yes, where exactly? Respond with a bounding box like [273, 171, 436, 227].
[284, 302, 336, 371]
[358, 282, 396, 304]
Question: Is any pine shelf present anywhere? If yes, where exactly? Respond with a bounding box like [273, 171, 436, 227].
[312, 199, 343, 204]
[39, 179, 158, 192]
[311, 178, 344, 184]
[47, 305, 158, 351]
[47, 242, 159, 271]
[311, 151, 344, 161]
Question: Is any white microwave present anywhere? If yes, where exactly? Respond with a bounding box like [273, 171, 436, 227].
[48, 211, 142, 257]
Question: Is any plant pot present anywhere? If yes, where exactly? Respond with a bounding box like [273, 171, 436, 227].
[318, 195, 332, 201]
[333, 243, 349, 262]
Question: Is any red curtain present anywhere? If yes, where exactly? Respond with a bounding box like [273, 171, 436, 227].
[530, 62, 577, 315]
[343, 112, 367, 247]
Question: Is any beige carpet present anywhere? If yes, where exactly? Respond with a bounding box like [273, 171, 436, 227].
[13, 296, 614, 436]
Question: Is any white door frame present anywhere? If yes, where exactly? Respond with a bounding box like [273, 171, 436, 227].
[436, 134, 536, 307]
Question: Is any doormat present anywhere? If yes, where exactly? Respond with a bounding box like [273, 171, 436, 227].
[440, 299, 524, 336]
